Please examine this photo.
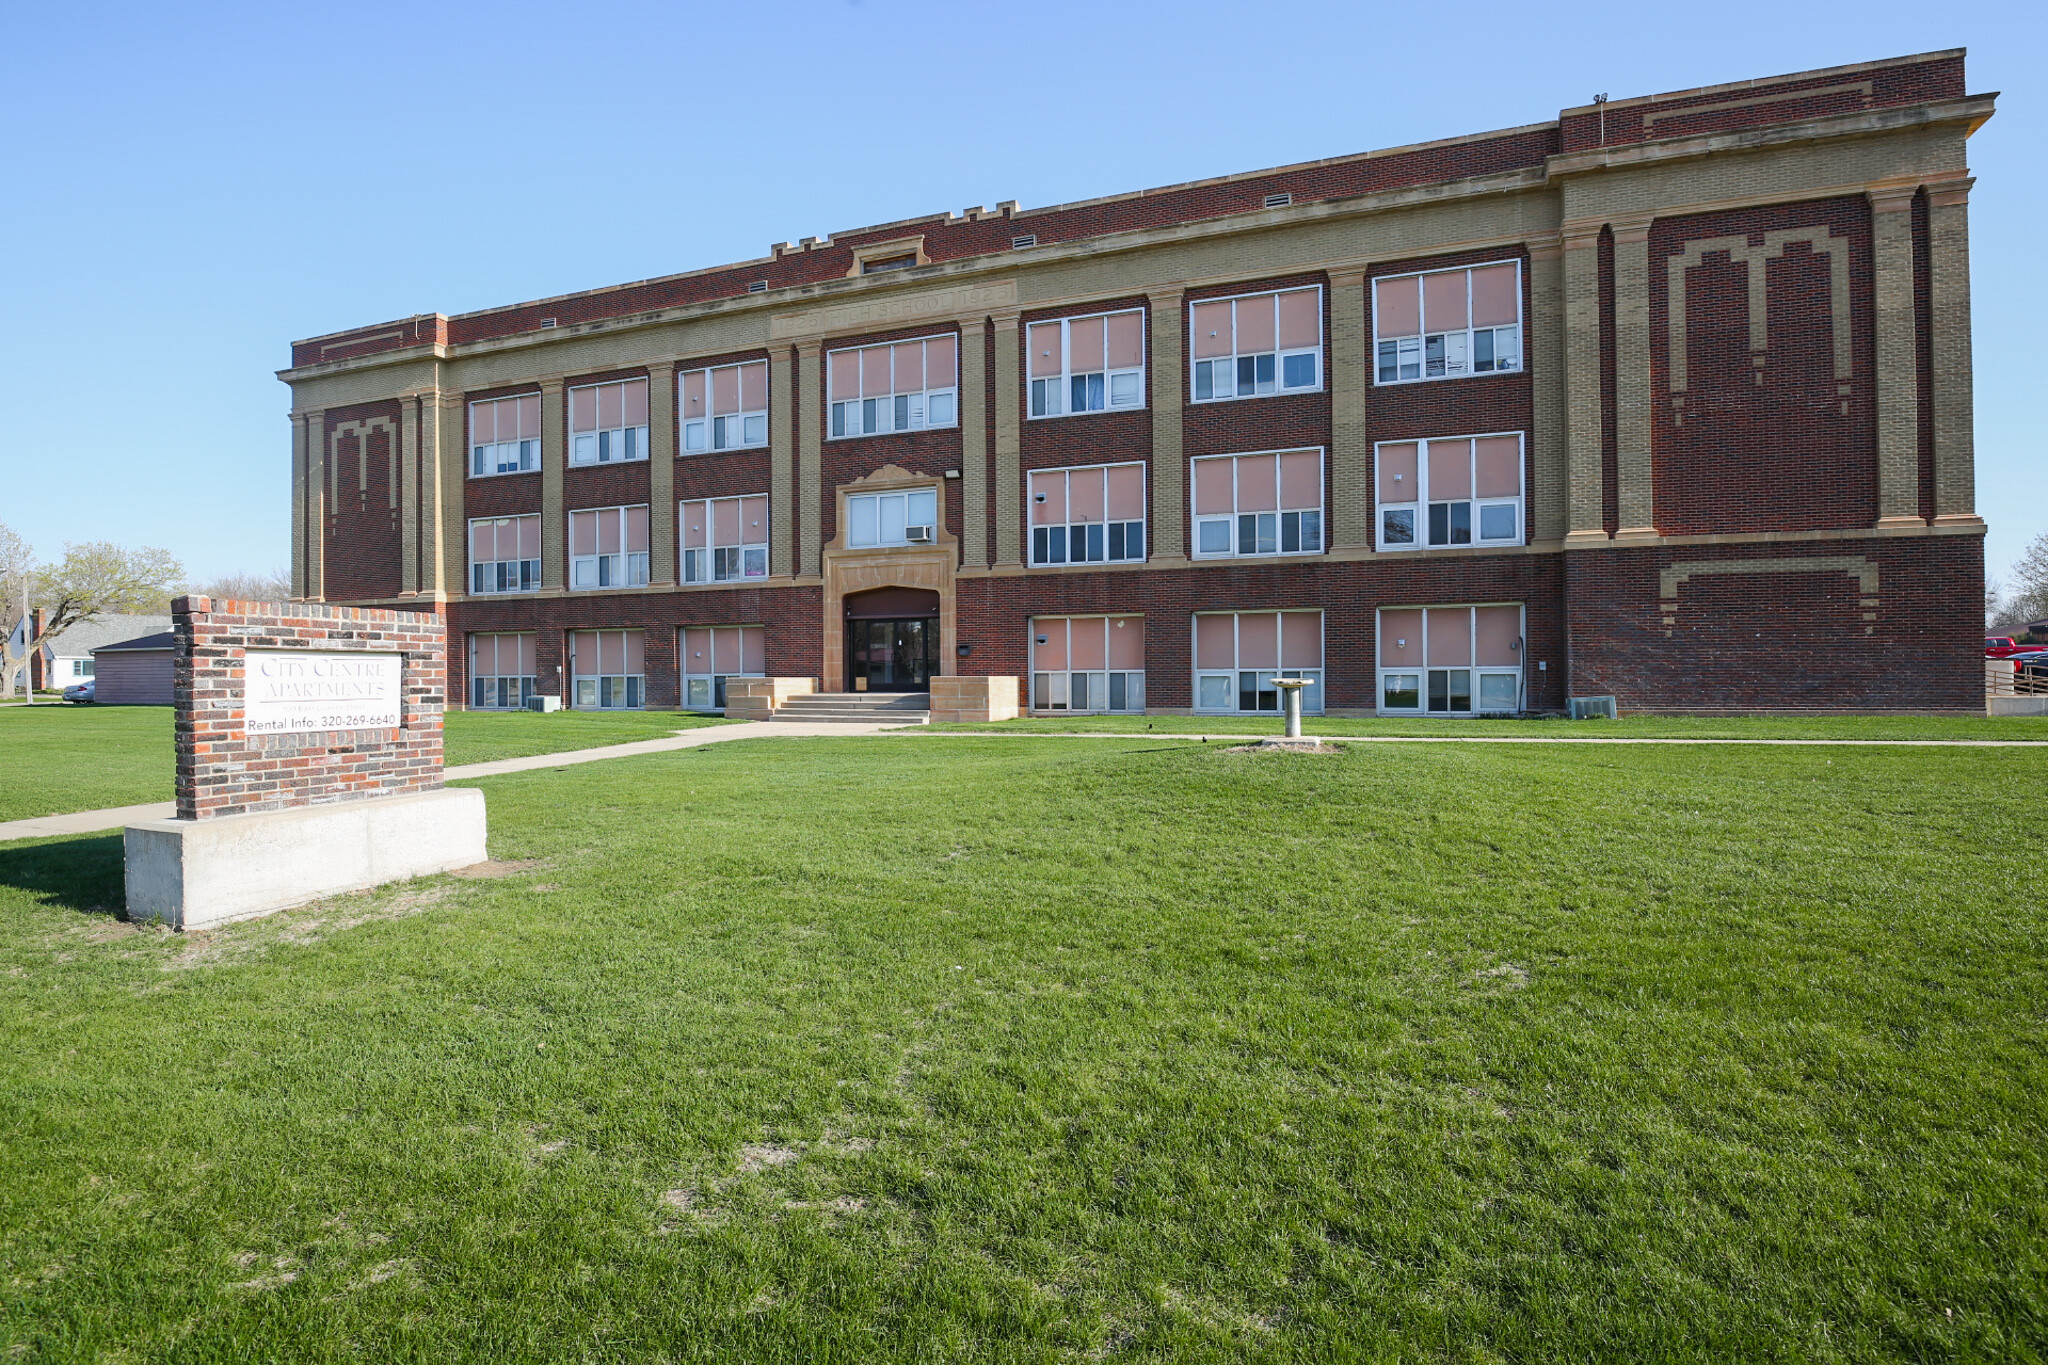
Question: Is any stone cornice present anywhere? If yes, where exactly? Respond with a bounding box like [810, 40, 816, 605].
[1544, 95, 1995, 183]
[279, 95, 1992, 392]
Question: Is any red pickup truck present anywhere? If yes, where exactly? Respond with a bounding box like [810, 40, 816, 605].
[1987, 637, 2041, 658]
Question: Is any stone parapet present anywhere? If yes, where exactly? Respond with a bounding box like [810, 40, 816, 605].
[930, 675, 1019, 724]
[724, 676, 817, 719]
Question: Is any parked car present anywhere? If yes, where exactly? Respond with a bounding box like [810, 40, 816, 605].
[1986, 637, 2042, 658]
[60, 680, 95, 704]
[2009, 651, 2048, 683]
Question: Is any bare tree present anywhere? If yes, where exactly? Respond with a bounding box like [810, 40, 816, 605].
[1, 539, 186, 703]
[0, 522, 33, 698]
[2004, 531, 2048, 632]
[192, 568, 292, 602]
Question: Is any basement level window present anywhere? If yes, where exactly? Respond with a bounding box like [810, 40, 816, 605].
[861, 253, 917, 274]
[1011, 234, 1037, 249]
[1264, 193, 1292, 208]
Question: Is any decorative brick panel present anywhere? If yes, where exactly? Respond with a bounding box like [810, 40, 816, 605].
[173, 596, 445, 821]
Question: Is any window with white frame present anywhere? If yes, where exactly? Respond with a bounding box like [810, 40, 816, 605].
[679, 624, 765, 711]
[1191, 450, 1324, 559]
[680, 495, 769, 584]
[569, 629, 643, 709]
[828, 335, 958, 438]
[1193, 611, 1323, 715]
[1377, 604, 1523, 715]
[681, 360, 768, 452]
[69, 658, 94, 680]
[470, 393, 541, 476]
[469, 515, 541, 594]
[569, 377, 650, 464]
[1190, 287, 1322, 401]
[1027, 309, 1145, 417]
[846, 487, 938, 548]
[1031, 616, 1145, 713]
[568, 505, 649, 589]
[1376, 433, 1525, 550]
[470, 633, 537, 710]
[1030, 463, 1145, 566]
[1374, 262, 1521, 384]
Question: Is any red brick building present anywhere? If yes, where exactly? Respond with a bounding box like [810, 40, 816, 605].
[281, 50, 1992, 717]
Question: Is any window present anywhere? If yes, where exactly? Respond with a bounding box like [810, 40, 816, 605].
[846, 487, 938, 548]
[681, 361, 768, 452]
[569, 505, 649, 590]
[569, 378, 649, 465]
[569, 629, 643, 709]
[1377, 605, 1522, 716]
[1190, 287, 1322, 401]
[470, 633, 537, 710]
[1027, 309, 1145, 417]
[1030, 464, 1145, 566]
[470, 393, 541, 476]
[71, 658, 94, 679]
[1031, 616, 1145, 713]
[1191, 450, 1324, 559]
[828, 335, 958, 438]
[1376, 434, 1524, 550]
[1193, 611, 1323, 715]
[862, 253, 917, 274]
[680, 495, 769, 584]
[1374, 262, 1521, 384]
[680, 624, 765, 710]
[469, 515, 541, 594]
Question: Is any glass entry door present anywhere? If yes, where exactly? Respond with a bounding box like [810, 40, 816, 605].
[847, 618, 939, 692]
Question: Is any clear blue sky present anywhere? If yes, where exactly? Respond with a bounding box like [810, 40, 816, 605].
[1, 1, 2040, 590]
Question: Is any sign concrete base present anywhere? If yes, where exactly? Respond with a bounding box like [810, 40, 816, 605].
[124, 788, 487, 931]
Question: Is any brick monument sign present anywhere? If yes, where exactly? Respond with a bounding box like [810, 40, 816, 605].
[125, 597, 486, 929]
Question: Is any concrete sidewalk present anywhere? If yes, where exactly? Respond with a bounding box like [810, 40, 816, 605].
[0, 719, 900, 841]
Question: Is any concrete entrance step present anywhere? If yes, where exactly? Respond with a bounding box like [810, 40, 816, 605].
[770, 692, 930, 724]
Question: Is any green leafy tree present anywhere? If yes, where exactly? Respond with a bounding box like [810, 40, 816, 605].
[0, 534, 185, 701]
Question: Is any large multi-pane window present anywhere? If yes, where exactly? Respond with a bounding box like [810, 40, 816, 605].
[1029, 463, 1145, 566]
[1190, 287, 1322, 401]
[1191, 450, 1324, 559]
[1376, 433, 1525, 550]
[569, 629, 644, 709]
[569, 378, 649, 465]
[1031, 616, 1145, 713]
[1374, 262, 1521, 384]
[469, 633, 537, 710]
[846, 487, 938, 548]
[828, 335, 958, 438]
[568, 505, 649, 590]
[1376, 605, 1523, 715]
[1027, 309, 1145, 417]
[680, 495, 769, 584]
[681, 361, 768, 452]
[469, 515, 541, 594]
[1193, 611, 1323, 714]
[470, 393, 540, 476]
[680, 624, 765, 711]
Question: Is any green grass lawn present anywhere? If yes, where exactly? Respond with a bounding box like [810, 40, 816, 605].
[0, 707, 737, 822]
[2, 734, 2044, 1360]
[931, 713, 2048, 741]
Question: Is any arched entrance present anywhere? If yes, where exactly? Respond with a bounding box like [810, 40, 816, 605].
[843, 586, 941, 692]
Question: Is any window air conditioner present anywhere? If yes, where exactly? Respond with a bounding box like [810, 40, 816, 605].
[906, 526, 934, 543]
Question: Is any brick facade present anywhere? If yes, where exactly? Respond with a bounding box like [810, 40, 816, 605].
[285, 50, 1992, 718]
[173, 597, 445, 820]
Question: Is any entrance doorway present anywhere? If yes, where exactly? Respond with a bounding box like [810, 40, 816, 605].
[844, 586, 941, 692]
